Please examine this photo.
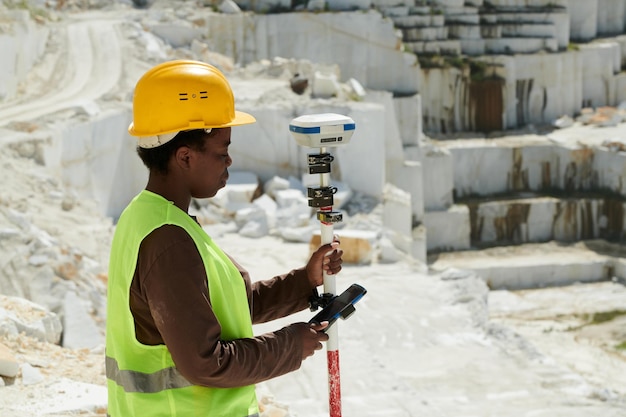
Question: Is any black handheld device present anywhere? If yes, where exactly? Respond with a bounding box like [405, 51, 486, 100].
[309, 283, 367, 329]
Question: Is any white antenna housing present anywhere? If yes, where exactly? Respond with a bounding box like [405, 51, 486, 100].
[289, 113, 355, 148]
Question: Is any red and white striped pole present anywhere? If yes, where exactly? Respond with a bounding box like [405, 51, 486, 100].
[317, 149, 342, 417]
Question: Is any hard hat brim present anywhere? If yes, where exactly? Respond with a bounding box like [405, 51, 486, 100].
[228, 110, 256, 127]
[128, 110, 256, 138]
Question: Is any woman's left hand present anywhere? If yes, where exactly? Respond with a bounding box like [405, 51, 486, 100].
[306, 237, 343, 287]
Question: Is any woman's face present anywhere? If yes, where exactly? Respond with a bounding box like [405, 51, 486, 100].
[187, 127, 233, 199]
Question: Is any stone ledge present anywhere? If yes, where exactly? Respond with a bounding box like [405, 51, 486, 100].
[428, 240, 617, 290]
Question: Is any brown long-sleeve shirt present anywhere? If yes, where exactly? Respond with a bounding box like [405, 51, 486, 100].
[128, 224, 314, 388]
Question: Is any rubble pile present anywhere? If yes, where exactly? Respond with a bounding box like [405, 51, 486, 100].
[0, 137, 112, 384]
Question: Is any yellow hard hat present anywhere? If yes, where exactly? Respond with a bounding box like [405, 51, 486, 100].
[128, 60, 255, 148]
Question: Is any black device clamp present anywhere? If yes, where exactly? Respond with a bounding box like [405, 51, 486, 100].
[308, 153, 334, 174]
[308, 283, 367, 329]
[308, 289, 335, 312]
[317, 211, 343, 224]
[307, 186, 338, 208]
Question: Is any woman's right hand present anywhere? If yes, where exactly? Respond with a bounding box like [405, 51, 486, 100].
[292, 321, 329, 360]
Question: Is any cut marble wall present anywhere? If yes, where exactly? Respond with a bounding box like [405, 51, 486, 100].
[421, 43, 620, 133]
[500, 52, 584, 128]
[189, 8, 625, 133]
[579, 42, 622, 108]
[569, 0, 599, 41]
[596, 0, 626, 36]
[419, 65, 469, 134]
[468, 196, 626, 245]
[0, 10, 49, 101]
[2, 4, 625, 259]
[40, 109, 147, 220]
[445, 138, 626, 199]
[461, 256, 609, 290]
[30, 98, 394, 219]
[204, 11, 420, 94]
[393, 94, 423, 146]
[422, 204, 471, 251]
[431, 135, 626, 249]
[420, 145, 454, 211]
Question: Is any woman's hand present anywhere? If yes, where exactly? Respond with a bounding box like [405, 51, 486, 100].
[305, 237, 343, 287]
[291, 321, 330, 360]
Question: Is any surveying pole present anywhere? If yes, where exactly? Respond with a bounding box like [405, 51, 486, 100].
[289, 113, 356, 417]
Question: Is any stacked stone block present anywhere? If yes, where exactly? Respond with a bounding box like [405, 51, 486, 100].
[376, 0, 568, 56]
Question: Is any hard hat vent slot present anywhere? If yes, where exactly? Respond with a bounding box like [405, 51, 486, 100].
[179, 92, 208, 100]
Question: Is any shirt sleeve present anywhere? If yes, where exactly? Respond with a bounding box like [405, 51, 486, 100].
[228, 257, 315, 324]
[131, 225, 304, 388]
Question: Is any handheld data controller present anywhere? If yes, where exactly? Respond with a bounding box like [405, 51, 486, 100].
[309, 284, 367, 331]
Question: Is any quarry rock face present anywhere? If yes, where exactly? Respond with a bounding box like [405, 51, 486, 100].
[0, 0, 625, 261]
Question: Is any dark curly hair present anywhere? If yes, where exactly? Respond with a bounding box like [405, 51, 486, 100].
[136, 129, 210, 175]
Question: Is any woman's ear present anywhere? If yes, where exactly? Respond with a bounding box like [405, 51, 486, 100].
[173, 146, 192, 169]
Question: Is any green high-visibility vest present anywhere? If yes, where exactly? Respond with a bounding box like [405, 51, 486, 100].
[105, 190, 259, 417]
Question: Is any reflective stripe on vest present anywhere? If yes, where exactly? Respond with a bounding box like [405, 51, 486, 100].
[107, 413, 259, 417]
[105, 356, 192, 393]
[106, 414, 259, 417]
